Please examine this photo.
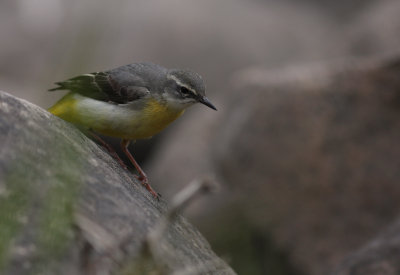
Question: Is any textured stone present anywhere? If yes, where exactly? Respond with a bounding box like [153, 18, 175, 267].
[0, 91, 235, 275]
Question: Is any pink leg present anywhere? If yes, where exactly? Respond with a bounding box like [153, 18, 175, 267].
[89, 132, 128, 170]
[121, 139, 159, 199]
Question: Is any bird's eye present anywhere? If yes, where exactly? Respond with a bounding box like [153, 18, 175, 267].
[180, 86, 191, 95]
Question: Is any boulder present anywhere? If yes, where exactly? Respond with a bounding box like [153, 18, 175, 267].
[0, 91, 235, 275]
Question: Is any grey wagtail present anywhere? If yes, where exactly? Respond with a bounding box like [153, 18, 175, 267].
[48, 62, 216, 199]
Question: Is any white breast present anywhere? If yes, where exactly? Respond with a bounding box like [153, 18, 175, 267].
[73, 94, 143, 137]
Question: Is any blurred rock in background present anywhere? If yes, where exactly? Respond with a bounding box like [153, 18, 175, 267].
[148, 55, 400, 274]
[2, 0, 399, 107]
[2, 0, 400, 274]
[332, 216, 400, 275]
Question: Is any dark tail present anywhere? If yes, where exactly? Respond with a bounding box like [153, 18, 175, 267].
[48, 81, 66, 91]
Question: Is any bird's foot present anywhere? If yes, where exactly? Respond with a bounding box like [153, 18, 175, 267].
[136, 175, 161, 200]
[116, 158, 128, 170]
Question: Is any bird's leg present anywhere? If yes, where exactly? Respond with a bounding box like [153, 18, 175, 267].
[89, 131, 128, 170]
[121, 139, 159, 199]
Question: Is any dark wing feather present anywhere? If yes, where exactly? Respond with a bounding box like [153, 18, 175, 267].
[49, 70, 149, 104]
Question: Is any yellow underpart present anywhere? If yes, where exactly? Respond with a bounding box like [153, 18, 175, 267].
[48, 94, 185, 140]
[134, 98, 185, 139]
[48, 93, 78, 122]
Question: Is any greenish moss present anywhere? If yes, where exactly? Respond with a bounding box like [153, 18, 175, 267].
[32, 144, 82, 274]
[120, 255, 163, 275]
[0, 170, 31, 271]
[0, 136, 83, 274]
[33, 174, 79, 274]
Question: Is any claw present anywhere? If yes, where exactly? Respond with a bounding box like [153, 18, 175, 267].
[140, 178, 160, 200]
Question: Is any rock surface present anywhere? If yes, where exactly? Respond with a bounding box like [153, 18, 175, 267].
[147, 54, 400, 274]
[332, 217, 400, 275]
[0, 91, 235, 275]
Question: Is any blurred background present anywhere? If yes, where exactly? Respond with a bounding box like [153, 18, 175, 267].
[2, 0, 400, 274]
[4, 0, 400, 107]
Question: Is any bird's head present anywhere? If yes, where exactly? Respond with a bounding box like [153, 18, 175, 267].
[163, 69, 217, 111]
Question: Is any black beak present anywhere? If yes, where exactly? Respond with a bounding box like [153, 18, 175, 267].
[198, 96, 217, 111]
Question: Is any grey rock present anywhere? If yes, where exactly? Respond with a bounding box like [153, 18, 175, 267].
[332, 218, 400, 275]
[0, 91, 235, 275]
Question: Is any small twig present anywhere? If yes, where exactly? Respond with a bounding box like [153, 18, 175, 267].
[147, 177, 218, 247]
[141, 177, 219, 274]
